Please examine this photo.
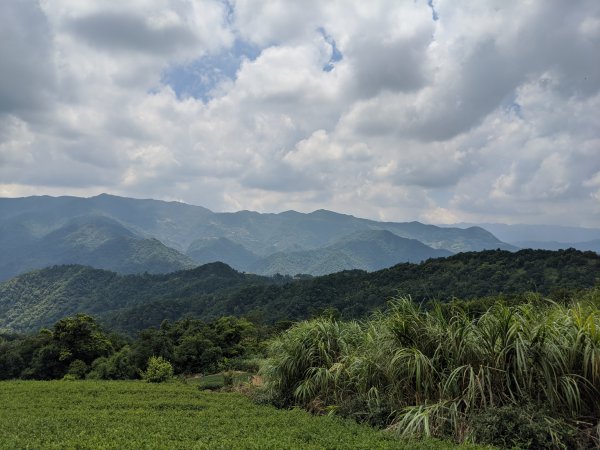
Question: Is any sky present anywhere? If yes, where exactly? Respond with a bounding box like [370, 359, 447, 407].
[0, 0, 599, 227]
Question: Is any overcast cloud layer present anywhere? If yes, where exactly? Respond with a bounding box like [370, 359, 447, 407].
[1, 0, 599, 226]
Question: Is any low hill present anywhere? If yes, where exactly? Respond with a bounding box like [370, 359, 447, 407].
[456, 222, 600, 244]
[1, 248, 598, 334]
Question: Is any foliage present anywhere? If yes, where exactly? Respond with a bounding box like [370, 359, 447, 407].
[1, 248, 599, 334]
[467, 404, 580, 449]
[52, 314, 113, 366]
[0, 314, 262, 381]
[87, 346, 138, 380]
[0, 380, 482, 449]
[141, 356, 174, 383]
[261, 297, 600, 447]
[67, 360, 89, 379]
[2, 314, 114, 380]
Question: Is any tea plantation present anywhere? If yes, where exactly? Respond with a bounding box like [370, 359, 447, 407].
[0, 380, 487, 449]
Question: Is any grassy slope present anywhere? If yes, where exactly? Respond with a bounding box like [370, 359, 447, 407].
[0, 381, 486, 449]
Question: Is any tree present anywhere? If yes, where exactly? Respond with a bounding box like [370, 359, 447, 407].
[141, 356, 173, 383]
[49, 314, 113, 377]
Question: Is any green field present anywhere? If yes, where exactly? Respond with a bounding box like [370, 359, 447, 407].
[0, 380, 486, 449]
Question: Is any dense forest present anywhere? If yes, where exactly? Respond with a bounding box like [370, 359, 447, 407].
[1, 248, 599, 334]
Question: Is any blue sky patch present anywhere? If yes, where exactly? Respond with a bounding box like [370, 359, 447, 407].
[318, 27, 343, 72]
[427, 0, 439, 21]
[161, 39, 261, 101]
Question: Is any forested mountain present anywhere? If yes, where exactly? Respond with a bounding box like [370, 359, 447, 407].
[1, 248, 597, 335]
[0, 194, 514, 280]
[0, 262, 265, 334]
[250, 230, 452, 275]
[0, 215, 194, 280]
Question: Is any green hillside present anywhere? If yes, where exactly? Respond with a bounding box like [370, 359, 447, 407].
[0, 262, 264, 334]
[1, 248, 598, 334]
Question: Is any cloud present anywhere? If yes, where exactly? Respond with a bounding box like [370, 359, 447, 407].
[67, 11, 198, 55]
[0, 1, 56, 117]
[0, 0, 599, 227]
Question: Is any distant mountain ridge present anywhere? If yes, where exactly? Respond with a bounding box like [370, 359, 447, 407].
[512, 239, 600, 253]
[250, 230, 453, 275]
[448, 223, 600, 254]
[0, 194, 514, 279]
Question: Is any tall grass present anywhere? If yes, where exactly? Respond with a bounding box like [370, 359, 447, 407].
[261, 292, 600, 447]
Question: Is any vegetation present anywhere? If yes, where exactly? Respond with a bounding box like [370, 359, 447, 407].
[0, 314, 264, 381]
[1, 282, 599, 446]
[141, 356, 174, 382]
[0, 380, 478, 449]
[1, 248, 598, 334]
[261, 293, 600, 448]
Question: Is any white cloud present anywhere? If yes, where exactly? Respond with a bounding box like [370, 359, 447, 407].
[0, 0, 598, 227]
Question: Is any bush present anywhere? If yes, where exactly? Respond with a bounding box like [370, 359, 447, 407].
[88, 346, 138, 380]
[468, 404, 581, 449]
[141, 356, 173, 383]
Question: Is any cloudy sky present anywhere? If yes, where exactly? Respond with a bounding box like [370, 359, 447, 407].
[1, 0, 599, 226]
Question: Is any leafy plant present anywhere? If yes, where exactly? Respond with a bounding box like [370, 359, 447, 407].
[141, 356, 174, 383]
[261, 297, 600, 447]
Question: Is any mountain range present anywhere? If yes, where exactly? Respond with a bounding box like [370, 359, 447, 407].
[0, 194, 513, 280]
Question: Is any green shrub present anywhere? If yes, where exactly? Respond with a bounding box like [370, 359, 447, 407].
[141, 356, 173, 383]
[88, 346, 138, 380]
[468, 404, 580, 449]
